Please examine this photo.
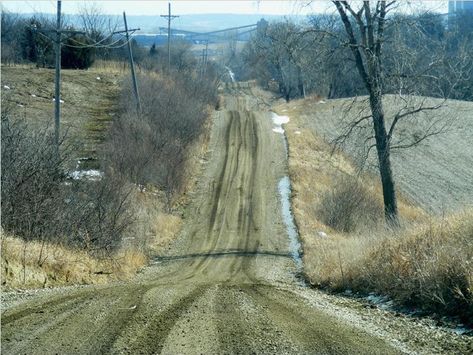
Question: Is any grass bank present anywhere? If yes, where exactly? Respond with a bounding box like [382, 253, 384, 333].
[276, 96, 473, 325]
[1, 64, 215, 290]
[1, 234, 146, 289]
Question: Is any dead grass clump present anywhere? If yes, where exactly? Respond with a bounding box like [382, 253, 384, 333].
[358, 214, 473, 322]
[303, 213, 473, 323]
[1, 234, 147, 290]
[130, 188, 183, 255]
[316, 175, 383, 233]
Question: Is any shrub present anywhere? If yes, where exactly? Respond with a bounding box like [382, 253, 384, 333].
[359, 215, 473, 324]
[1, 103, 133, 254]
[105, 71, 217, 210]
[61, 33, 95, 69]
[316, 175, 383, 232]
[1, 108, 63, 241]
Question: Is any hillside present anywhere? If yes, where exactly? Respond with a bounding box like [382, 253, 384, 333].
[274, 94, 473, 326]
[3, 82, 471, 354]
[0, 64, 209, 289]
[1, 65, 122, 168]
[279, 95, 473, 214]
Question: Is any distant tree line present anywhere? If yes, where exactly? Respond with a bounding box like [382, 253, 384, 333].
[240, 10, 473, 102]
[1, 10, 149, 69]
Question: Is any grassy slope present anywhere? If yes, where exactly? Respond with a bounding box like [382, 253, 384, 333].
[1, 65, 122, 167]
[275, 95, 473, 323]
[279, 95, 473, 214]
[1, 64, 210, 289]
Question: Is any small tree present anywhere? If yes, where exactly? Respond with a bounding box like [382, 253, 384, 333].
[62, 33, 96, 69]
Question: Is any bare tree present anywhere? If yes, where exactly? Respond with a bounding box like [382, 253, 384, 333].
[331, 1, 399, 224]
[78, 2, 119, 61]
[331, 1, 468, 224]
[1, 10, 23, 65]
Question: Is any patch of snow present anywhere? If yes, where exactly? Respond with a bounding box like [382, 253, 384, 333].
[294, 130, 301, 135]
[451, 327, 471, 335]
[317, 231, 328, 238]
[225, 66, 235, 82]
[69, 170, 103, 181]
[3, 85, 11, 90]
[272, 127, 285, 134]
[365, 293, 395, 310]
[271, 112, 290, 126]
[17, 104, 24, 108]
[31, 94, 37, 97]
[278, 176, 303, 272]
[318, 100, 326, 104]
[96, 76, 101, 80]
[270, 112, 290, 135]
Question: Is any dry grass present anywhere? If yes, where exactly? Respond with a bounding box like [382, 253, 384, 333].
[301, 213, 473, 323]
[1, 234, 147, 290]
[1, 65, 122, 163]
[277, 96, 473, 322]
[1, 65, 213, 290]
[280, 94, 473, 214]
[90, 59, 129, 74]
[130, 188, 183, 255]
[361, 214, 473, 318]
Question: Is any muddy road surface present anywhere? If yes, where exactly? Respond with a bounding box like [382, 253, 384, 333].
[2, 83, 470, 354]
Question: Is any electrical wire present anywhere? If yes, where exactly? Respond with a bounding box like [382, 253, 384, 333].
[64, 30, 138, 49]
[33, 25, 137, 50]
[64, 34, 128, 49]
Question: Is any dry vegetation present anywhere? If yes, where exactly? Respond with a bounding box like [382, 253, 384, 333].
[1, 63, 213, 290]
[276, 95, 473, 323]
[1, 234, 147, 289]
[1, 65, 121, 165]
[281, 95, 473, 214]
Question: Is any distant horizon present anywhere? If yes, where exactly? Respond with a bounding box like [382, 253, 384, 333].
[1, 1, 326, 16]
[2, 1, 447, 17]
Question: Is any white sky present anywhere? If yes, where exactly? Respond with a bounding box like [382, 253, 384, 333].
[2, 1, 448, 16]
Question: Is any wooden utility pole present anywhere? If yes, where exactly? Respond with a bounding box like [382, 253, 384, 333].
[200, 41, 209, 78]
[54, 0, 62, 157]
[160, 2, 179, 73]
[40, 1, 83, 157]
[121, 12, 141, 115]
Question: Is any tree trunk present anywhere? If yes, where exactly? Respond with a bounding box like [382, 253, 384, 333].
[297, 66, 305, 98]
[369, 92, 399, 225]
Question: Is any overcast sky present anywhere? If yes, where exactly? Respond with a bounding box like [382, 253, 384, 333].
[2, 1, 447, 16]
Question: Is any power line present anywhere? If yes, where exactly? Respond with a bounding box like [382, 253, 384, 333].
[160, 2, 179, 73]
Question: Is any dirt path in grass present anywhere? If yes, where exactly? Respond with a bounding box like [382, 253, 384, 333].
[2, 82, 471, 354]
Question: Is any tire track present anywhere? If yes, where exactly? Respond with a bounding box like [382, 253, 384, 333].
[122, 285, 207, 354]
[1, 291, 92, 325]
[246, 286, 401, 354]
[207, 111, 234, 235]
[2, 284, 153, 355]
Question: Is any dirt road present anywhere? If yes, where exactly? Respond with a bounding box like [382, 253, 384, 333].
[2, 83, 469, 354]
